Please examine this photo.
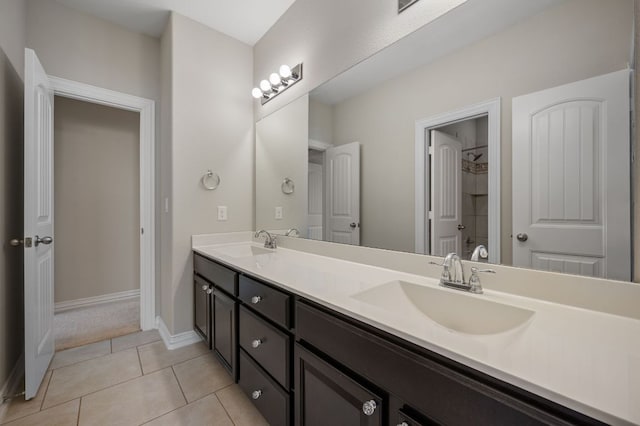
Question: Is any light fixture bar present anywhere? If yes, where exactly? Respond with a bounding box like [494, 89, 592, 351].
[251, 63, 303, 105]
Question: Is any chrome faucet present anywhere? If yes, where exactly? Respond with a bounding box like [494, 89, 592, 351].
[254, 230, 277, 249]
[284, 228, 300, 237]
[432, 252, 495, 294]
[470, 245, 488, 261]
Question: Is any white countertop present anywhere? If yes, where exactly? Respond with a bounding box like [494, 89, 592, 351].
[193, 240, 640, 425]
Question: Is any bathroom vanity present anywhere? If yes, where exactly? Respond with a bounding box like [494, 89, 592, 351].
[192, 236, 640, 426]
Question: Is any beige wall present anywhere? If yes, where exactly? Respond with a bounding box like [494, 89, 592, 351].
[54, 97, 140, 303]
[26, 0, 160, 102]
[253, 0, 466, 120]
[309, 99, 333, 144]
[159, 17, 174, 330]
[0, 0, 26, 393]
[329, 0, 632, 262]
[256, 95, 309, 232]
[164, 13, 254, 334]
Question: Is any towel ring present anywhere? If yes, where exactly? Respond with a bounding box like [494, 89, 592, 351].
[281, 177, 295, 194]
[202, 170, 220, 190]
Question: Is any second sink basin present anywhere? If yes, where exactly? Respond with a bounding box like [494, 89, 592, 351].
[352, 280, 534, 335]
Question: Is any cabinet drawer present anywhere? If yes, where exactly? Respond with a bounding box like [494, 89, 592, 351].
[239, 275, 290, 328]
[239, 350, 290, 426]
[194, 253, 237, 296]
[239, 305, 290, 388]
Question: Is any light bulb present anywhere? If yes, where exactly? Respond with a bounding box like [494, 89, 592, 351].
[259, 79, 271, 92]
[269, 72, 281, 86]
[251, 88, 263, 99]
[279, 64, 292, 79]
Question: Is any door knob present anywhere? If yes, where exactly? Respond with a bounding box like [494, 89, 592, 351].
[457, 224, 466, 230]
[516, 233, 528, 242]
[9, 239, 23, 247]
[34, 235, 53, 247]
[349, 222, 358, 229]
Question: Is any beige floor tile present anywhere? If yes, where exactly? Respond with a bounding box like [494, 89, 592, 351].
[2, 399, 79, 426]
[43, 348, 141, 409]
[143, 393, 233, 426]
[137, 341, 208, 375]
[172, 353, 233, 402]
[216, 384, 268, 426]
[111, 330, 161, 353]
[0, 371, 51, 424]
[50, 340, 111, 370]
[78, 368, 186, 426]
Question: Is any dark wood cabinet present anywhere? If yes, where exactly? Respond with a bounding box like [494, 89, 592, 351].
[213, 288, 236, 375]
[193, 251, 603, 426]
[295, 343, 383, 426]
[193, 275, 212, 347]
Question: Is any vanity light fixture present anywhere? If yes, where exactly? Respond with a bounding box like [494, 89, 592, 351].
[252, 63, 303, 105]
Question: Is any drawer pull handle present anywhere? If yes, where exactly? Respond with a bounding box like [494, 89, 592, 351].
[251, 296, 262, 304]
[362, 400, 377, 416]
[397, 423, 409, 426]
[201, 285, 208, 291]
[251, 339, 263, 348]
[252, 390, 262, 400]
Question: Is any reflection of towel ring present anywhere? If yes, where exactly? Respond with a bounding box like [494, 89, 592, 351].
[202, 170, 220, 190]
[281, 177, 295, 194]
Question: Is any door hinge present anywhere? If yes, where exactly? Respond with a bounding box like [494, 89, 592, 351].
[428, 211, 434, 220]
[428, 146, 434, 156]
[141, 228, 144, 235]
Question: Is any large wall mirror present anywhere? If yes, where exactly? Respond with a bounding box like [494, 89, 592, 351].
[256, 0, 635, 282]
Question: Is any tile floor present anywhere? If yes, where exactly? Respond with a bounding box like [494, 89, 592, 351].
[0, 330, 268, 425]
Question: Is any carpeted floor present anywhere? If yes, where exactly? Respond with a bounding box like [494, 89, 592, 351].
[54, 298, 140, 351]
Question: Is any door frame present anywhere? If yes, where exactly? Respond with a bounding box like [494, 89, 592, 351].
[414, 98, 501, 263]
[49, 76, 156, 330]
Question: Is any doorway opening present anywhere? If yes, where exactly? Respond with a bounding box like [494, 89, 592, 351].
[52, 96, 141, 350]
[414, 98, 501, 263]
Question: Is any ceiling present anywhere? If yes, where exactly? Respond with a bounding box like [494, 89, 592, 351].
[53, 0, 298, 45]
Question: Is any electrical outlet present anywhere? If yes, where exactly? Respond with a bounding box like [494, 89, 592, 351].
[275, 206, 283, 220]
[217, 206, 228, 221]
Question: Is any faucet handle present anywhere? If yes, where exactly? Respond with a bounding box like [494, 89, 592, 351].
[468, 267, 495, 294]
[470, 267, 496, 274]
[428, 261, 445, 266]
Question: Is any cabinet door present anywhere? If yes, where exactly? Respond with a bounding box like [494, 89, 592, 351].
[295, 344, 383, 426]
[194, 276, 211, 348]
[213, 289, 236, 377]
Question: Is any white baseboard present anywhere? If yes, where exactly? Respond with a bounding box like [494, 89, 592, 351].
[55, 289, 140, 313]
[0, 352, 24, 411]
[155, 316, 202, 350]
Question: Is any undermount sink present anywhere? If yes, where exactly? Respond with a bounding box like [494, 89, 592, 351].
[352, 280, 534, 335]
[211, 243, 274, 258]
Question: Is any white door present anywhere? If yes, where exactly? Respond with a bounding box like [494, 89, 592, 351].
[325, 142, 360, 245]
[24, 49, 55, 399]
[430, 130, 462, 256]
[307, 162, 323, 240]
[512, 69, 630, 280]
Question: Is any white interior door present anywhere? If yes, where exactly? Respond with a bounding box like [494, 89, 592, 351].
[307, 162, 323, 240]
[24, 48, 55, 399]
[430, 130, 462, 256]
[325, 142, 360, 245]
[512, 69, 631, 280]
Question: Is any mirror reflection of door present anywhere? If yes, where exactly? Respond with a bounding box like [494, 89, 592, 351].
[430, 117, 489, 259]
[512, 70, 631, 281]
[324, 142, 361, 245]
[308, 150, 324, 240]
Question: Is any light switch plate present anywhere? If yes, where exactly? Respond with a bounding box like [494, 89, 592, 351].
[217, 206, 228, 221]
[275, 206, 283, 220]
